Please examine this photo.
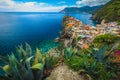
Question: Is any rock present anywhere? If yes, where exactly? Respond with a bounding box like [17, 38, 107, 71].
[63, 39, 70, 47]
[47, 48, 60, 58]
[55, 38, 60, 42]
[46, 64, 85, 80]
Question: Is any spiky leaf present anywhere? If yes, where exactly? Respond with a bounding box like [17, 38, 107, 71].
[33, 49, 43, 65]
[26, 56, 33, 69]
[3, 65, 11, 73]
[31, 63, 44, 70]
[25, 43, 32, 57]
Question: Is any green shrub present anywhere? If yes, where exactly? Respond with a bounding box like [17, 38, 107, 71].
[94, 34, 119, 44]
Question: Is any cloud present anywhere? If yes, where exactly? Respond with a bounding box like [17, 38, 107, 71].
[0, 0, 111, 12]
[58, 1, 66, 4]
[76, 0, 110, 7]
[0, 0, 67, 12]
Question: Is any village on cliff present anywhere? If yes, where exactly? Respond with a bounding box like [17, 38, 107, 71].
[56, 16, 120, 50]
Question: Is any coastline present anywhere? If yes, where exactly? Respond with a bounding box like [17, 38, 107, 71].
[0, 16, 120, 80]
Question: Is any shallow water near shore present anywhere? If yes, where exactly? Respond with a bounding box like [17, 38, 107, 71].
[0, 12, 96, 55]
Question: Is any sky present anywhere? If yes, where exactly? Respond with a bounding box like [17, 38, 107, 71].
[0, 0, 110, 12]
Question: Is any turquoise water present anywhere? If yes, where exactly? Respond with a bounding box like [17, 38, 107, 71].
[0, 12, 96, 54]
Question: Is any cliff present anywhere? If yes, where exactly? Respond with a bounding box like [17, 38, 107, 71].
[92, 0, 120, 24]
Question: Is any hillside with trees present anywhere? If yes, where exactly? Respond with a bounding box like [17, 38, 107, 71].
[92, 0, 120, 24]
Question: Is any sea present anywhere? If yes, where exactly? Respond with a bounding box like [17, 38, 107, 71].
[0, 12, 96, 55]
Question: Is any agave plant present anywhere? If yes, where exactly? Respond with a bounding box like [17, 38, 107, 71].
[64, 46, 78, 60]
[92, 45, 108, 63]
[0, 43, 55, 80]
[0, 43, 59, 80]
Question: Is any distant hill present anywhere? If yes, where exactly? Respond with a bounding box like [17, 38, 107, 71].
[60, 6, 102, 14]
[92, 0, 120, 24]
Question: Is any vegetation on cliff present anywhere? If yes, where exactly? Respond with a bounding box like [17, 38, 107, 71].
[92, 0, 120, 24]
